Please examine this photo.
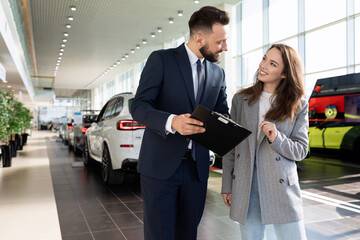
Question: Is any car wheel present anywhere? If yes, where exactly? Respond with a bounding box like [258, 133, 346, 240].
[84, 139, 93, 166]
[102, 146, 124, 185]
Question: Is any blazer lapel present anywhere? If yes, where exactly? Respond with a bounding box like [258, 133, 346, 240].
[175, 44, 196, 108]
[243, 97, 258, 162]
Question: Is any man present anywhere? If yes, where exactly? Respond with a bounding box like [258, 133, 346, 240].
[131, 6, 230, 240]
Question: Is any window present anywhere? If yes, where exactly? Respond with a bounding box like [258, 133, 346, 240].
[119, 69, 132, 93]
[101, 98, 118, 121]
[106, 80, 114, 101]
[241, 49, 263, 86]
[305, 0, 346, 30]
[305, 22, 346, 73]
[113, 97, 124, 116]
[269, 0, 297, 43]
[241, 0, 263, 53]
[356, 17, 360, 65]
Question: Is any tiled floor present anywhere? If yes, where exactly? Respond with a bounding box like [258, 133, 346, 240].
[1, 130, 360, 240]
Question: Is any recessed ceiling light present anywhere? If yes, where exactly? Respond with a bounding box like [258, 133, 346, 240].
[60, 48, 64, 52]
[131, 49, 135, 53]
[142, 39, 147, 44]
[110, 66, 114, 69]
[194, 0, 199, 3]
[58, 57, 62, 60]
[61, 44, 65, 47]
[70, 6, 76, 11]
[122, 56, 125, 60]
[57, 60, 61, 63]
[169, 18, 174, 24]
[117, 60, 121, 64]
[64, 32, 69, 37]
[157, 27, 162, 33]
[68, 16, 74, 21]
[178, 10, 183, 17]
[151, 32, 155, 38]
[66, 24, 71, 28]
[59, 52, 63, 56]
[125, 53, 129, 58]
[136, 44, 140, 49]
[62, 39, 67, 43]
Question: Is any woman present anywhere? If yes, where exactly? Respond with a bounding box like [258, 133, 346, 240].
[221, 44, 308, 240]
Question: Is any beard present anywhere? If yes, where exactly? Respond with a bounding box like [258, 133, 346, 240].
[199, 43, 221, 63]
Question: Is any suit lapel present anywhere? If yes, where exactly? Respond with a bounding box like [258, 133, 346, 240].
[243, 96, 258, 162]
[175, 44, 196, 108]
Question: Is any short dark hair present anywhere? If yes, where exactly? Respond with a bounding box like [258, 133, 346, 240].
[188, 6, 230, 36]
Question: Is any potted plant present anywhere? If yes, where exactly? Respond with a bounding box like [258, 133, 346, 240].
[0, 89, 11, 167]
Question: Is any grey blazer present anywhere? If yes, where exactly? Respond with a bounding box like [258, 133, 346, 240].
[221, 93, 309, 225]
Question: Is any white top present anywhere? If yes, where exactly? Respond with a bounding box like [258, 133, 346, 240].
[258, 91, 273, 140]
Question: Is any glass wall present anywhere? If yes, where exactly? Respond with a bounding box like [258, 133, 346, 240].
[118, 69, 132, 94]
[234, 0, 359, 98]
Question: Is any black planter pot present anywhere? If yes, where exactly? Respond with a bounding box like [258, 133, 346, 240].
[22, 133, 28, 145]
[1, 145, 12, 167]
[16, 134, 23, 150]
[9, 140, 17, 158]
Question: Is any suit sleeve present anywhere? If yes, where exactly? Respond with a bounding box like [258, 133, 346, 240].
[131, 51, 170, 138]
[221, 94, 238, 194]
[213, 68, 230, 116]
[270, 100, 309, 161]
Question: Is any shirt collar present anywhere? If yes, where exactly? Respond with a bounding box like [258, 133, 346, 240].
[184, 42, 204, 65]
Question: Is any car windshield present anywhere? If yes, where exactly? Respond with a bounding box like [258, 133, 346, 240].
[83, 115, 97, 124]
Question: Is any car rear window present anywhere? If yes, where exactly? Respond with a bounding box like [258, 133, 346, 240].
[83, 115, 97, 124]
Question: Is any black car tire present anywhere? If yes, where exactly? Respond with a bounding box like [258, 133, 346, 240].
[102, 146, 124, 185]
[84, 139, 93, 166]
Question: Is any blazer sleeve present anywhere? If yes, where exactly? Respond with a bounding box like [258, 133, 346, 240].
[269, 100, 309, 161]
[221, 94, 239, 194]
[131, 51, 170, 138]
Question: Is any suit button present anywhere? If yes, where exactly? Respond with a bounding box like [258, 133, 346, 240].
[279, 179, 284, 184]
[237, 154, 240, 159]
[276, 157, 280, 161]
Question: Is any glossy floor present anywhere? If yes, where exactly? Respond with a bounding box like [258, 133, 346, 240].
[0, 130, 360, 240]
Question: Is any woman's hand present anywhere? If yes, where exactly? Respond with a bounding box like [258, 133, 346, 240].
[222, 193, 231, 207]
[259, 121, 278, 142]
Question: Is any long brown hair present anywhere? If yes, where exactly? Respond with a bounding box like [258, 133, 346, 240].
[239, 44, 304, 123]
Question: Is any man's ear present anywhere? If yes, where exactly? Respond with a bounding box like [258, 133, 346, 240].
[194, 33, 205, 47]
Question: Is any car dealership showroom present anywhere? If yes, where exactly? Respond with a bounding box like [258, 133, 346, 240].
[1, 0, 360, 239]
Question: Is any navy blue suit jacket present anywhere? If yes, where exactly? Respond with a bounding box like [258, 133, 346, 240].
[131, 43, 229, 182]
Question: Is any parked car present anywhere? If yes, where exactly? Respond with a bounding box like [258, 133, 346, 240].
[68, 113, 98, 156]
[85, 93, 145, 184]
[63, 117, 74, 145]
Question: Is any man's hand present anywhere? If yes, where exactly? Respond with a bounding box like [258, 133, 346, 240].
[172, 113, 205, 135]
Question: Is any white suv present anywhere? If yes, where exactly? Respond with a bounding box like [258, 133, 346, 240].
[84, 93, 145, 184]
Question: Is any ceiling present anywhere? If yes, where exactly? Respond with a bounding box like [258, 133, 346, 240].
[1, 0, 240, 103]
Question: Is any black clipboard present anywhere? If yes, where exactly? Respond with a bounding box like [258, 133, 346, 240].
[188, 105, 252, 156]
